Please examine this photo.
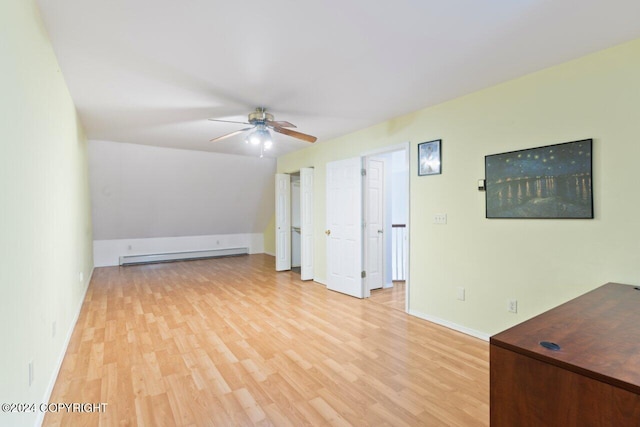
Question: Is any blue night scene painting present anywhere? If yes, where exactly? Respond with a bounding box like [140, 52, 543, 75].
[485, 139, 593, 218]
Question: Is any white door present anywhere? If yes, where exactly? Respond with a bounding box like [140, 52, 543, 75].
[365, 158, 384, 291]
[300, 168, 314, 280]
[275, 173, 291, 271]
[326, 157, 363, 298]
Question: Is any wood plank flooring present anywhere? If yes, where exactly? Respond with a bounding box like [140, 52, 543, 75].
[44, 254, 489, 426]
[369, 282, 406, 312]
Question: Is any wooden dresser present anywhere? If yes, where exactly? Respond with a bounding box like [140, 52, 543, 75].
[490, 283, 640, 426]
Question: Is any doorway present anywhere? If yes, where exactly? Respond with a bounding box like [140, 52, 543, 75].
[275, 168, 314, 280]
[325, 143, 409, 311]
[365, 149, 409, 310]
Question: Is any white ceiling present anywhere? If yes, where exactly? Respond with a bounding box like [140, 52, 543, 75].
[37, 0, 640, 158]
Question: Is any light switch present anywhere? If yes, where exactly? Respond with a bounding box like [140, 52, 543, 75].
[433, 213, 447, 224]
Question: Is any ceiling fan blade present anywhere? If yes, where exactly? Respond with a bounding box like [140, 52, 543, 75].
[208, 118, 251, 125]
[209, 126, 254, 142]
[267, 120, 297, 128]
[270, 124, 317, 143]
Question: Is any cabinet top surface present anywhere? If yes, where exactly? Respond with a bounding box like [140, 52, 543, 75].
[491, 283, 640, 392]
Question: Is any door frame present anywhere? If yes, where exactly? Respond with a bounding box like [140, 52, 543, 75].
[275, 173, 291, 271]
[275, 169, 314, 279]
[299, 167, 314, 280]
[323, 142, 410, 307]
[360, 142, 410, 310]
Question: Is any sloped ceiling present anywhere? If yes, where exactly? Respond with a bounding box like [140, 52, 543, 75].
[36, 1, 640, 242]
[89, 140, 275, 240]
[36, 0, 640, 158]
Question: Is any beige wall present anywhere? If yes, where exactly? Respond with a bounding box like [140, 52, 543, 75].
[278, 38, 640, 336]
[0, 1, 94, 426]
[263, 214, 276, 255]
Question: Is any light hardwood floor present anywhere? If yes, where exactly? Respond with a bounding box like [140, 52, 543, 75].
[369, 281, 406, 312]
[44, 254, 489, 426]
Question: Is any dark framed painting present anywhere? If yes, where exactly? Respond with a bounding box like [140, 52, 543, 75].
[485, 139, 593, 219]
[418, 139, 441, 176]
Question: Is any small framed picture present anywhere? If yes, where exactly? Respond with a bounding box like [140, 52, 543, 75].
[418, 139, 441, 176]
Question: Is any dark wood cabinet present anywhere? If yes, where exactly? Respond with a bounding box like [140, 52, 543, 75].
[490, 283, 640, 426]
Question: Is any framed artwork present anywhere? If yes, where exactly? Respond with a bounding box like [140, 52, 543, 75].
[418, 139, 441, 176]
[485, 139, 593, 219]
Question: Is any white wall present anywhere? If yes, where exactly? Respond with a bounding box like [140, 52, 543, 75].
[0, 2, 94, 426]
[90, 140, 275, 264]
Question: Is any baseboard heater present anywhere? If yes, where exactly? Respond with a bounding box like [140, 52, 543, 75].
[119, 247, 249, 266]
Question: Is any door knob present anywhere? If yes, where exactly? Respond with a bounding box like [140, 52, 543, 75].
[378, 229, 383, 234]
[325, 229, 331, 235]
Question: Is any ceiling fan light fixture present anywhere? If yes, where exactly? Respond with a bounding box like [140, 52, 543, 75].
[247, 132, 261, 145]
[209, 108, 317, 155]
[246, 125, 271, 146]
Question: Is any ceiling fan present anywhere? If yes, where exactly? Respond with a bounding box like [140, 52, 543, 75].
[208, 107, 317, 155]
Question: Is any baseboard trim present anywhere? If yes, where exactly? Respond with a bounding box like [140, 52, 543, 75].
[408, 309, 490, 342]
[313, 278, 327, 286]
[264, 252, 276, 257]
[119, 247, 248, 266]
[35, 267, 94, 427]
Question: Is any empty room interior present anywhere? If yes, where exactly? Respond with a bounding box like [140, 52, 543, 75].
[3, 1, 640, 426]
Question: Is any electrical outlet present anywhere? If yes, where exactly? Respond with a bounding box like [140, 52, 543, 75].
[508, 299, 518, 313]
[457, 287, 465, 301]
[433, 213, 447, 224]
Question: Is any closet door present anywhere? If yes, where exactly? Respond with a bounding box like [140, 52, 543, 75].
[275, 174, 291, 271]
[300, 168, 314, 280]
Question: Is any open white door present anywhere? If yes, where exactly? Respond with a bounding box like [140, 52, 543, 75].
[300, 168, 314, 280]
[275, 173, 291, 271]
[326, 157, 363, 298]
[365, 157, 385, 291]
